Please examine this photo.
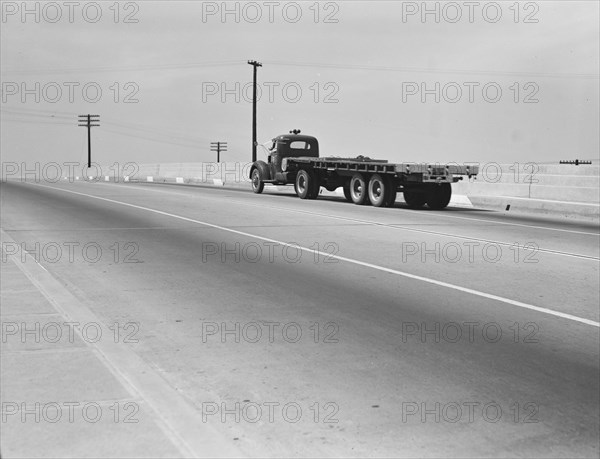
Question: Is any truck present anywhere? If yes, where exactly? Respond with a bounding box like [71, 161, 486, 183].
[249, 130, 478, 209]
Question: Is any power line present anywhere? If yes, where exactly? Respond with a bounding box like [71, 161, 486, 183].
[2, 115, 223, 159]
[1, 60, 245, 76]
[2, 118, 75, 126]
[264, 61, 600, 80]
[4, 59, 595, 79]
[1, 106, 79, 118]
[1, 109, 212, 146]
[101, 127, 211, 150]
[101, 119, 212, 144]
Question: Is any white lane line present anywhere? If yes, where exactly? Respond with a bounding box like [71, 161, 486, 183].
[97, 181, 595, 261]
[29, 182, 600, 328]
[62, 181, 599, 260]
[10, 179, 600, 236]
[173, 181, 599, 236]
[394, 206, 600, 236]
[87, 180, 194, 197]
[217, 199, 600, 261]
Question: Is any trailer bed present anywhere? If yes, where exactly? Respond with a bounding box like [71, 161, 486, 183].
[286, 157, 478, 178]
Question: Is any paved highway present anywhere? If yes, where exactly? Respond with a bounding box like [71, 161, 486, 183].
[1, 179, 599, 458]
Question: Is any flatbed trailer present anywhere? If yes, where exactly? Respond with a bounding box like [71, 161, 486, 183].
[250, 131, 478, 209]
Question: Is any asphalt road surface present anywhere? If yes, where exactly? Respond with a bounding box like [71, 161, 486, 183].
[1, 179, 599, 458]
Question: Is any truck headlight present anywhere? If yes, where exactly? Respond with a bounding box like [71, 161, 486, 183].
[281, 158, 288, 172]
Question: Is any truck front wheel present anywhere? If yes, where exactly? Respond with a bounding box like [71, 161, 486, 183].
[426, 183, 452, 209]
[350, 173, 370, 205]
[251, 168, 264, 194]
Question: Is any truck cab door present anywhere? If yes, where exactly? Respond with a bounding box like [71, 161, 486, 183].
[268, 141, 279, 179]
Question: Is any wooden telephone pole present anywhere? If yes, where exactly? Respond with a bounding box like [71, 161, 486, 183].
[247, 60, 262, 163]
[78, 114, 100, 168]
[210, 142, 228, 162]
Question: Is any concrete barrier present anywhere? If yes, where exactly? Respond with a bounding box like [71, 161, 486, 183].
[453, 164, 599, 221]
[104, 161, 598, 222]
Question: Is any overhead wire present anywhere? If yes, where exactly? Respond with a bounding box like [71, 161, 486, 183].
[3, 59, 597, 79]
[100, 127, 208, 150]
[263, 61, 600, 80]
[1, 107, 212, 151]
[1, 60, 246, 76]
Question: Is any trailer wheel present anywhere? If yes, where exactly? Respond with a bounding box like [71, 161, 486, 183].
[251, 168, 264, 194]
[426, 183, 452, 209]
[343, 184, 352, 202]
[296, 169, 319, 200]
[385, 180, 397, 207]
[403, 189, 427, 209]
[350, 173, 369, 205]
[368, 174, 392, 207]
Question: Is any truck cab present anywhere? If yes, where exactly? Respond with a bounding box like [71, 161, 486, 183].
[268, 132, 319, 181]
[250, 130, 319, 192]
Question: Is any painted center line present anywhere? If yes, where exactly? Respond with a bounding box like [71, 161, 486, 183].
[30, 182, 600, 328]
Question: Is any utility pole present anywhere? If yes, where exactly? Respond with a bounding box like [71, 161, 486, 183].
[210, 141, 228, 162]
[559, 159, 591, 165]
[247, 60, 262, 163]
[78, 114, 100, 168]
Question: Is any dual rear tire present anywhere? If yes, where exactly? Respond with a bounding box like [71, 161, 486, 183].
[403, 189, 427, 209]
[291, 170, 450, 210]
[349, 174, 369, 205]
[403, 183, 451, 210]
[349, 173, 397, 207]
[368, 174, 397, 207]
[343, 185, 353, 202]
[425, 183, 452, 210]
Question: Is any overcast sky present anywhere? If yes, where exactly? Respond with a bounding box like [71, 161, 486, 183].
[1, 0, 598, 170]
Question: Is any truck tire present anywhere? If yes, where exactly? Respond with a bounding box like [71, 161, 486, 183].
[251, 168, 264, 194]
[343, 184, 352, 202]
[296, 169, 319, 200]
[350, 173, 369, 205]
[308, 171, 321, 199]
[403, 188, 427, 209]
[426, 183, 452, 209]
[293, 177, 300, 196]
[385, 179, 397, 207]
[368, 174, 396, 208]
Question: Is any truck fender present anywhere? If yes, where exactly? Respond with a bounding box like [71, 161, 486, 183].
[249, 160, 271, 181]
